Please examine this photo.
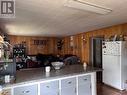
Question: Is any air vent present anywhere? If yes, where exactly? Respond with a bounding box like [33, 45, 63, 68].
[64, 0, 112, 15]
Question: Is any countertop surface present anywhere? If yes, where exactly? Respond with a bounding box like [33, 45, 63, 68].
[3, 64, 102, 88]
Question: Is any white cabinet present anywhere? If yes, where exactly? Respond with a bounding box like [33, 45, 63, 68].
[61, 77, 76, 95]
[13, 84, 38, 95]
[78, 75, 91, 95]
[11, 73, 94, 95]
[40, 80, 59, 95]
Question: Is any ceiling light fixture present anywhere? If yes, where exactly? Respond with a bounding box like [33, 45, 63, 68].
[64, 0, 112, 15]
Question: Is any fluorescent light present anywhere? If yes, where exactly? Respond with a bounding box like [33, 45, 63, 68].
[64, 0, 112, 15]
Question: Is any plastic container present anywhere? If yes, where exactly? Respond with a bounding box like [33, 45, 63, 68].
[45, 66, 51, 72]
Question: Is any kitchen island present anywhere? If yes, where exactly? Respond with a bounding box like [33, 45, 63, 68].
[1, 64, 102, 95]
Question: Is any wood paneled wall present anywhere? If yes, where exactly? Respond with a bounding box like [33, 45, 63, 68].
[9, 23, 127, 63]
[9, 35, 57, 55]
[61, 23, 127, 63]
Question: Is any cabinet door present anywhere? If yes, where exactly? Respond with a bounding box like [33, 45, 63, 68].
[61, 77, 76, 95]
[13, 84, 38, 95]
[78, 75, 91, 95]
[40, 80, 59, 95]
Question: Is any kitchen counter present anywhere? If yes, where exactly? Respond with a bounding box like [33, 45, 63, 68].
[3, 64, 102, 88]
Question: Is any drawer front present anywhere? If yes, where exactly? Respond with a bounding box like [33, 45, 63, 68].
[14, 84, 38, 95]
[78, 75, 91, 85]
[61, 77, 76, 88]
[40, 80, 59, 90]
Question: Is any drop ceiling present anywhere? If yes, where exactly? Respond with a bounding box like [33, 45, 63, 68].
[1, 0, 127, 37]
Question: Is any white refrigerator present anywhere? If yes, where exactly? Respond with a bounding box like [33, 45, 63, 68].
[102, 41, 127, 90]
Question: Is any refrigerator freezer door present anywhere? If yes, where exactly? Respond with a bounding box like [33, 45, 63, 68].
[103, 55, 122, 90]
[102, 42, 120, 56]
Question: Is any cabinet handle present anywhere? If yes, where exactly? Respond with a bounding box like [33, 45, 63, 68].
[83, 79, 87, 81]
[90, 84, 91, 89]
[22, 90, 30, 93]
[46, 86, 50, 88]
[75, 87, 77, 93]
[68, 81, 72, 84]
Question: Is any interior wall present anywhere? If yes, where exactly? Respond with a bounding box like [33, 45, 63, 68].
[61, 23, 127, 63]
[8, 23, 127, 63]
[9, 35, 57, 55]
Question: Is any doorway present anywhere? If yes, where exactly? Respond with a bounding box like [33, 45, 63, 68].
[90, 36, 104, 83]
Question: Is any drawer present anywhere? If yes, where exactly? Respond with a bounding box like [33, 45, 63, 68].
[78, 75, 91, 85]
[40, 80, 59, 90]
[13, 84, 38, 95]
[61, 77, 76, 88]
